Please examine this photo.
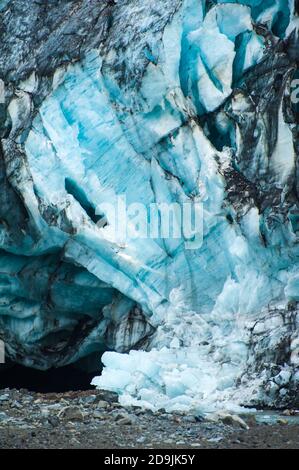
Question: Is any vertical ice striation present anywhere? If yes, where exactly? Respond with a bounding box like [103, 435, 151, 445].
[0, 0, 298, 411]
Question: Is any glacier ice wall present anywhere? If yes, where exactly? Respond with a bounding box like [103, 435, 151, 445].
[0, 0, 298, 411]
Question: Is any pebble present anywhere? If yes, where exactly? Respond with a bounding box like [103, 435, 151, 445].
[282, 409, 296, 416]
[46, 403, 64, 410]
[48, 416, 60, 427]
[80, 395, 96, 404]
[163, 439, 173, 445]
[210, 411, 249, 430]
[95, 400, 109, 409]
[242, 414, 257, 427]
[70, 437, 80, 445]
[114, 412, 131, 422]
[277, 419, 288, 426]
[10, 400, 23, 409]
[0, 411, 9, 421]
[110, 403, 122, 409]
[58, 406, 84, 421]
[117, 416, 133, 425]
[0, 394, 10, 402]
[207, 436, 223, 443]
[183, 415, 197, 423]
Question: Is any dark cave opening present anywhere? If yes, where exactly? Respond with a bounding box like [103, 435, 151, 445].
[0, 363, 97, 393]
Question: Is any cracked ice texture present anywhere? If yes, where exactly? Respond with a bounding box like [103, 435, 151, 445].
[0, 0, 299, 411]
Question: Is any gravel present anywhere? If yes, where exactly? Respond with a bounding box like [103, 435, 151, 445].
[0, 388, 298, 449]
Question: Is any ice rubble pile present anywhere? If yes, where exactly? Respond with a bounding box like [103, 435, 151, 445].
[0, 0, 298, 412]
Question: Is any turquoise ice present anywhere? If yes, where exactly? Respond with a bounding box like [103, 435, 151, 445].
[1, 0, 298, 411]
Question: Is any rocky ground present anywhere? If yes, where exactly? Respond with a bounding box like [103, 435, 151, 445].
[0, 388, 298, 449]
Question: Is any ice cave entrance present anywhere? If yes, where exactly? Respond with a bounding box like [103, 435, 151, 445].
[0, 363, 99, 393]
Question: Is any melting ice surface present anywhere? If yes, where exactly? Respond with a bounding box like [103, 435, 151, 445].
[20, 0, 299, 413]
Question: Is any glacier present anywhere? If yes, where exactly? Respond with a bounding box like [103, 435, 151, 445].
[0, 0, 299, 413]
